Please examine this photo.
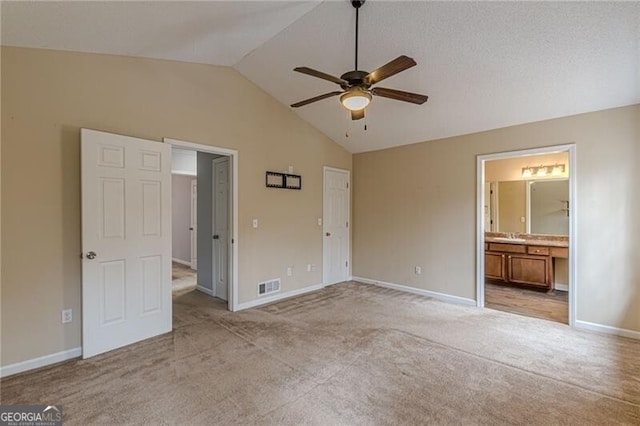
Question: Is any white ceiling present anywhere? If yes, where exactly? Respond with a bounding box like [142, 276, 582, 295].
[0, 1, 321, 66]
[2, 1, 639, 153]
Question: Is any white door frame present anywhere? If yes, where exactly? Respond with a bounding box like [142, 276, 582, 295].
[476, 144, 577, 326]
[164, 138, 239, 312]
[323, 166, 351, 285]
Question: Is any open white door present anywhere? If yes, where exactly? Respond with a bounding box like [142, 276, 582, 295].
[323, 167, 350, 285]
[81, 129, 172, 358]
[213, 157, 229, 301]
[190, 179, 197, 270]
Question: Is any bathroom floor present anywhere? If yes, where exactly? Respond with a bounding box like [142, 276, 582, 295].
[485, 282, 568, 324]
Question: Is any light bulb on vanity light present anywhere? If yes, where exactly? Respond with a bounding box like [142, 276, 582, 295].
[551, 164, 564, 176]
[536, 166, 548, 177]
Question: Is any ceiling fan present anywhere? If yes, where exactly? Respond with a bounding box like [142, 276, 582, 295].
[290, 0, 428, 120]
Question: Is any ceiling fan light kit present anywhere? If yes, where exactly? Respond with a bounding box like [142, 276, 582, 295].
[341, 87, 371, 111]
[290, 0, 428, 121]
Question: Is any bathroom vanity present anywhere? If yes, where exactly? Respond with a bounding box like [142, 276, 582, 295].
[484, 233, 569, 291]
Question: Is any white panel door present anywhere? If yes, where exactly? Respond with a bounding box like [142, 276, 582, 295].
[323, 168, 350, 285]
[213, 157, 229, 301]
[190, 179, 197, 270]
[81, 129, 172, 359]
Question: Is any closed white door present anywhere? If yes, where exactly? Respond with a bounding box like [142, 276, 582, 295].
[323, 167, 350, 285]
[81, 129, 172, 359]
[213, 157, 229, 301]
[190, 179, 197, 270]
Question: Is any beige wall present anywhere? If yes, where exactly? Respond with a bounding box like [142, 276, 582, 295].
[0, 47, 351, 366]
[497, 181, 526, 234]
[353, 105, 640, 333]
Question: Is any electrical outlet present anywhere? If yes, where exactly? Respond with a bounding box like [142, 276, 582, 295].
[317, 218, 322, 226]
[252, 219, 258, 229]
[414, 266, 422, 275]
[62, 309, 73, 324]
[287, 267, 293, 276]
[307, 264, 312, 272]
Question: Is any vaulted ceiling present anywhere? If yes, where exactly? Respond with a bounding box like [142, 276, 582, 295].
[3, 1, 639, 153]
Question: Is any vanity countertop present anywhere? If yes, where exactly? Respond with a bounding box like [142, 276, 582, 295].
[485, 233, 569, 248]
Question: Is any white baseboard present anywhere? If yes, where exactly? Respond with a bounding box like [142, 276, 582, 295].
[1, 347, 82, 378]
[172, 258, 191, 267]
[555, 284, 568, 291]
[196, 285, 215, 296]
[574, 320, 640, 340]
[236, 283, 325, 311]
[353, 276, 476, 306]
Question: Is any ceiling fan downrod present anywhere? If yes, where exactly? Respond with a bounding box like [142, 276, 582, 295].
[352, 0, 365, 71]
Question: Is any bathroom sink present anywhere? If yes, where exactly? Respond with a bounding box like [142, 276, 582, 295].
[491, 237, 526, 243]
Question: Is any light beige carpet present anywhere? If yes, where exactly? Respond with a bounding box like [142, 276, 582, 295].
[1, 282, 639, 425]
[172, 261, 197, 294]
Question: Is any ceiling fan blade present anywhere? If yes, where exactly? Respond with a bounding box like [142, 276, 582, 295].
[291, 91, 343, 108]
[351, 109, 365, 120]
[294, 67, 347, 86]
[371, 87, 428, 105]
[365, 55, 417, 85]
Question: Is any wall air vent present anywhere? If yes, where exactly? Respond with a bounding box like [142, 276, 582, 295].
[258, 278, 281, 296]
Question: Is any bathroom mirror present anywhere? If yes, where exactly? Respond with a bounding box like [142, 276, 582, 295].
[486, 179, 569, 235]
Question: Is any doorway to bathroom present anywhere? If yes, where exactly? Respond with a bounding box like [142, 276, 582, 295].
[476, 145, 576, 325]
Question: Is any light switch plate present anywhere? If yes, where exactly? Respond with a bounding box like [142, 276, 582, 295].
[252, 219, 258, 228]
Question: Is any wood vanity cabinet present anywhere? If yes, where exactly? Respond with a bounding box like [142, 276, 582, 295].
[485, 242, 560, 290]
[505, 253, 551, 288]
[485, 252, 506, 281]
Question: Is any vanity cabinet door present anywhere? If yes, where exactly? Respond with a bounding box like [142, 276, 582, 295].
[506, 254, 551, 289]
[485, 252, 506, 281]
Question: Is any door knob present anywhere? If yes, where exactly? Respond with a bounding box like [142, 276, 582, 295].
[189, 227, 194, 231]
[325, 232, 331, 237]
[213, 235, 219, 240]
[86, 251, 97, 260]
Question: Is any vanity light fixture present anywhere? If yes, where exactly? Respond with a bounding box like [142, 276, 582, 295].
[521, 163, 566, 178]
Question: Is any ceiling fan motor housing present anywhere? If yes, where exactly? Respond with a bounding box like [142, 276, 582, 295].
[340, 70, 369, 88]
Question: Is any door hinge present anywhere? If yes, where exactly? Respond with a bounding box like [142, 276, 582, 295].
[345, 260, 348, 267]
[490, 190, 493, 194]
[346, 182, 349, 189]
[346, 221, 349, 228]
